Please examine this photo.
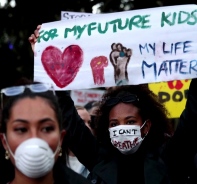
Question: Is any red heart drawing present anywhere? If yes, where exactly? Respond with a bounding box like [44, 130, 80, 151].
[41, 45, 83, 88]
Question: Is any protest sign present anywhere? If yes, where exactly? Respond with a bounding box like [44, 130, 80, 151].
[34, 4, 197, 90]
[70, 89, 105, 106]
[148, 79, 191, 118]
[61, 11, 92, 20]
[60, 11, 191, 118]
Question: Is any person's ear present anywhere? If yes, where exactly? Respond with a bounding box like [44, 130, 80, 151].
[0, 133, 7, 150]
[60, 130, 66, 145]
[142, 119, 151, 137]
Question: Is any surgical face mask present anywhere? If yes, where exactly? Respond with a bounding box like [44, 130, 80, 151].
[3, 135, 60, 178]
[109, 122, 147, 155]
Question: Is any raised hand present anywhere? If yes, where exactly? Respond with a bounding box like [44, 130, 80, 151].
[28, 25, 41, 52]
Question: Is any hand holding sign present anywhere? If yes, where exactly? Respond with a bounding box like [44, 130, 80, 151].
[33, 5, 197, 90]
[28, 25, 41, 53]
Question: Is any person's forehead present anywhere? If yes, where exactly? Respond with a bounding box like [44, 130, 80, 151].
[77, 108, 88, 115]
[9, 97, 56, 119]
[77, 109, 90, 119]
[89, 106, 99, 115]
[109, 103, 139, 116]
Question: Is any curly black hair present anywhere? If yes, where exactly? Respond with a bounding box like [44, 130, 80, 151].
[95, 84, 171, 151]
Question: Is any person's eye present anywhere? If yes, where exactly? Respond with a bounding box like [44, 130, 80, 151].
[42, 126, 55, 133]
[14, 127, 27, 133]
[109, 122, 118, 127]
[126, 120, 136, 125]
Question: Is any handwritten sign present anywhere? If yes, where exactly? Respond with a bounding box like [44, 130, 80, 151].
[61, 11, 92, 20]
[148, 79, 191, 118]
[61, 11, 190, 118]
[70, 89, 105, 106]
[34, 4, 197, 90]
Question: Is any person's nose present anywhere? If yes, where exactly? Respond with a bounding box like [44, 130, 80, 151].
[119, 121, 125, 125]
[29, 128, 39, 138]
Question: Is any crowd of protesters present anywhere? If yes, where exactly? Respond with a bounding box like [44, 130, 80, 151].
[1, 3, 197, 184]
[1, 68, 197, 184]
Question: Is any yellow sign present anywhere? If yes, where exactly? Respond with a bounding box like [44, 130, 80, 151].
[148, 80, 191, 118]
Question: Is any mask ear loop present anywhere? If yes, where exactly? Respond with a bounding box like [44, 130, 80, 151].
[52, 139, 62, 158]
[3, 134, 15, 159]
[143, 131, 148, 137]
[140, 120, 147, 129]
[140, 120, 149, 139]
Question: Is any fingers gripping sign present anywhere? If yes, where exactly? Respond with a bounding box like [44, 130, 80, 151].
[28, 25, 42, 53]
[110, 43, 132, 86]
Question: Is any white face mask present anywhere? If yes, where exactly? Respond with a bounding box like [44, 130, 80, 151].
[3, 135, 60, 178]
[109, 122, 147, 155]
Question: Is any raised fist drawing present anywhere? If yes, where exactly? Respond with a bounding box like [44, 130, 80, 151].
[110, 43, 132, 86]
[90, 56, 108, 85]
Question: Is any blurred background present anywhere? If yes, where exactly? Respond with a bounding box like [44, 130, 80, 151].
[0, 0, 196, 90]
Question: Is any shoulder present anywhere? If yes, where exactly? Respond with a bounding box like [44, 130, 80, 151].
[66, 167, 92, 184]
[87, 157, 117, 184]
[54, 161, 92, 184]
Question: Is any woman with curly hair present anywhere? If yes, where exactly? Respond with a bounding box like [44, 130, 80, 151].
[95, 84, 171, 152]
[60, 84, 172, 184]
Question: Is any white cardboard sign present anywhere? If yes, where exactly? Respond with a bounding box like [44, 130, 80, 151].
[34, 4, 197, 90]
